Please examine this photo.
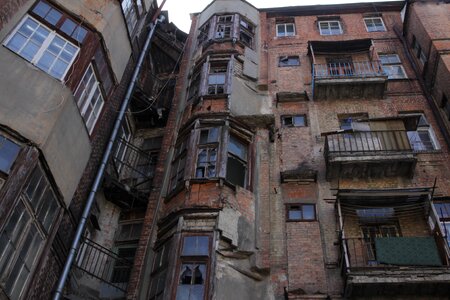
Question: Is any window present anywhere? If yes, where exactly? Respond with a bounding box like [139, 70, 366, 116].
[195, 128, 219, 179]
[4, 15, 79, 80]
[169, 138, 187, 191]
[0, 135, 21, 175]
[364, 17, 386, 32]
[149, 240, 171, 300]
[361, 224, 400, 261]
[121, 0, 143, 34]
[338, 113, 369, 130]
[74, 64, 105, 134]
[282, 115, 306, 127]
[188, 70, 201, 101]
[134, 137, 162, 185]
[226, 135, 248, 187]
[412, 35, 427, 66]
[441, 94, 450, 120]
[0, 165, 60, 299]
[31, 1, 88, 43]
[286, 204, 316, 221]
[434, 202, 450, 247]
[326, 57, 353, 76]
[319, 21, 342, 35]
[176, 236, 210, 300]
[276, 23, 295, 37]
[239, 18, 255, 48]
[401, 113, 439, 151]
[379, 54, 407, 79]
[208, 61, 227, 95]
[278, 56, 300, 67]
[215, 15, 233, 39]
[197, 22, 210, 46]
[110, 246, 137, 285]
[113, 120, 132, 172]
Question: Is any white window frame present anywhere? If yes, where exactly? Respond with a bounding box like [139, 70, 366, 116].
[379, 54, 407, 79]
[4, 15, 79, 81]
[401, 113, 440, 151]
[276, 23, 295, 37]
[74, 64, 105, 134]
[364, 17, 386, 32]
[318, 21, 342, 35]
[121, 0, 139, 34]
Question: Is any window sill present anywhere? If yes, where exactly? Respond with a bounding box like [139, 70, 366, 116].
[286, 219, 317, 222]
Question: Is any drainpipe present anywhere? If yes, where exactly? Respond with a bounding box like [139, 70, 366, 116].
[52, 10, 165, 300]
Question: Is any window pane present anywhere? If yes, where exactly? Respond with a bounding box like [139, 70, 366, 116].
[228, 136, 247, 160]
[61, 19, 76, 36]
[302, 205, 315, 220]
[32, 1, 51, 18]
[182, 236, 209, 256]
[277, 25, 285, 35]
[226, 156, 246, 187]
[293, 116, 305, 126]
[288, 208, 302, 220]
[0, 136, 21, 174]
[434, 203, 450, 218]
[72, 26, 88, 43]
[45, 8, 62, 25]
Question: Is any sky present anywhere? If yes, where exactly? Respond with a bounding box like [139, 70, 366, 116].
[157, 0, 399, 32]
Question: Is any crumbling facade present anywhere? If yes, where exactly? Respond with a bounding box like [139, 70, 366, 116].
[1, 0, 450, 300]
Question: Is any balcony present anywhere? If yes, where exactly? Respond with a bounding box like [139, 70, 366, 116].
[308, 39, 388, 100]
[324, 130, 417, 180]
[337, 188, 450, 297]
[103, 138, 156, 208]
[71, 238, 134, 298]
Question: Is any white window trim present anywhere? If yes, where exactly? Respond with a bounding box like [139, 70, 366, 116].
[318, 20, 343, 35]
[75, 64, 105, 134]
[276, 23, 295, 37]
[379, 54, 407, 79]
[401, 113, 440, 151]
[3, 15, 79, 81]
[363, 17, 386, 32]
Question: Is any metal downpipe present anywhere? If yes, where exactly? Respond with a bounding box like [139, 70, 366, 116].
[53, 14, 165, 300]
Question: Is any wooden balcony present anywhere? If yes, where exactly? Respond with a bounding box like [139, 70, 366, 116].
[324, 130, 417, 180]
[312, 60, 387, 100]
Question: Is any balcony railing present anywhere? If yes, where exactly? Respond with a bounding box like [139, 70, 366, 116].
[110, 137, 156, 194]
[325, 130, 413, 155]
[342, 237, 446, 270]
[75, 238, 133, 292]
[313, 60, 385, 79]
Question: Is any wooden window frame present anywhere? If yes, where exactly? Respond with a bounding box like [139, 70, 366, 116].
[363, 17, 386, 32]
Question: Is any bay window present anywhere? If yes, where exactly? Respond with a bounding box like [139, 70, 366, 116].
[226, 135, 248, 187]
[195, 128, 219, 178]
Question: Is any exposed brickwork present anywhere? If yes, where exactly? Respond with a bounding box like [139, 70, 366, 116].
[0, 0, 29, 31]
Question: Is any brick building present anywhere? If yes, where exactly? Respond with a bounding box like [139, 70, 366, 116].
[1, 0, 450, 300]
[0, 0, 185, 299]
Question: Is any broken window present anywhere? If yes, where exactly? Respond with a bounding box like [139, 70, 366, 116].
[176, 236, 210, 300]
[282, 115, 306, 127]
[239, 18, 255, 48]
[208, 61, 227, 95]
[364, 17, 386, 32]
[196, 128, 219, 179]
[286, 204, 316, 221]
[318, 21, 342, 35]
[169, 138, 188, 191]
[226, 135, 248, 187]
[401, 113, 438, 151]
[276, 23, 295, 37]
[278, 55, 300, 67]
[0, 135, 21, 175]
[197, 22, 210, 46]
[215, 15, 233, 39]
[0, 164, 60, 299]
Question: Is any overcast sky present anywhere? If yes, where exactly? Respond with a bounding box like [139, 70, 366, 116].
[157, 0, 399, 32]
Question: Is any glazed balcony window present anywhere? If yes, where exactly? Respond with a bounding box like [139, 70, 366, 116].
[197, 14, 255, 49]
[0, 165, 61, 299]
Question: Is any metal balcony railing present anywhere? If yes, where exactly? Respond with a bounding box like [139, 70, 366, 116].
[325, 130, 413, 156]
[110, 138, 156, 194]
[313, 60, 385, 79]
[75, 238, 133, 292]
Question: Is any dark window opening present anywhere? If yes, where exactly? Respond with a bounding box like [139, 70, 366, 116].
[197, 22, 210, 46]
[282, 115, 306, 127]
[170, 138, 187, 191]
[111, 246, 136, 284]
[239, 18, 255, 48]
[225, 135, 247, 187]
[286, 204, 316, 221]
[441, 94, 450, 120]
